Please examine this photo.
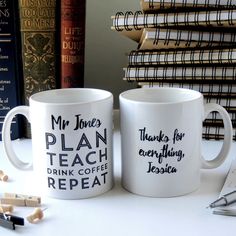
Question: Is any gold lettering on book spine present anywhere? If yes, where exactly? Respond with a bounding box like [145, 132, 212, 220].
[19, 0, 56, 102]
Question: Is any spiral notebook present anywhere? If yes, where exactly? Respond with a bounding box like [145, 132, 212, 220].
[140, 0, 236, 12]
[139, 28, 236, 49]
[111, 1, 236, 141]
[128, 48, 236, 66]
[111, 9, 236, 42]
[123, 66, 236, 82]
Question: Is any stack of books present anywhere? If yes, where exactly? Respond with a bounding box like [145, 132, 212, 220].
[111, 0, 236, 141]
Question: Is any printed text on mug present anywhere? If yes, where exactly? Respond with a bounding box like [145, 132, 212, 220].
[138, 127, 186, 174]
[44, 114, 109, 191]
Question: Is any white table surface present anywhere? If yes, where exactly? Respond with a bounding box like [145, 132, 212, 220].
[0, 110, 236, 236]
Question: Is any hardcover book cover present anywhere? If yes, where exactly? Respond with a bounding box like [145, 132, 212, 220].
[61, 0, 86, 88]
[0, 0, 22, 140]
[18, 0, 57, 137]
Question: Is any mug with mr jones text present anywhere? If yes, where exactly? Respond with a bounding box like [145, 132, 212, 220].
[119, 87, 233, 197]
[2, 88, 113, 199]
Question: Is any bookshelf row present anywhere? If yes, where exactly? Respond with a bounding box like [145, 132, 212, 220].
[0, 0, 86, 140]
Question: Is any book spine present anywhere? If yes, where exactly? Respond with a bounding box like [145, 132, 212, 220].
[18, 0, 57, 103]
[129, 48, 236, 66]
[61, 0, 86, 88]
[124, 66, 236, 82]
[0, 0, 22, 140]
[18, 0, 57, 137]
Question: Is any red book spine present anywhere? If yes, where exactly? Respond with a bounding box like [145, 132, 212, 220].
[61, 0, 86, 88]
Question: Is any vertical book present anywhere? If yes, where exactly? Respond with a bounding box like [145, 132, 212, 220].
[60, 0, 86, 88]
[0, 0, 22, 140]
[18, 0, 57, 137]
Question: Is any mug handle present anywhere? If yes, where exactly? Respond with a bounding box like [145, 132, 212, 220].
[201, 103, 233, 169]
[2, 106, 32, 170]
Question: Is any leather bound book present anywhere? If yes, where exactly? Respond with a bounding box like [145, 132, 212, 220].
[18, 0, 57, 137]
[61, 0, 86, 88]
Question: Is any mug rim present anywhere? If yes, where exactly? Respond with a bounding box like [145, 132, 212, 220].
[119, 87, 202, 105]
[30, 88, 113, 105]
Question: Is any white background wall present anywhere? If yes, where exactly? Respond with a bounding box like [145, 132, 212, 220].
[84, 0, 141, 108]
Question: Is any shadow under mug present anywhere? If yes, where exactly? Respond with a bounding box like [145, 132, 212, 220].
[119, 87, 233, 197]
[2, 88, 114, 199]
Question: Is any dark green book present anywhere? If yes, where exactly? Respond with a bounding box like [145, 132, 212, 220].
[18, 0, 57, 137]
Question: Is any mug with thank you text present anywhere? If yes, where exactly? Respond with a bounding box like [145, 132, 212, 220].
[119, 87, 233, 197]
[2, 88, 113, 199]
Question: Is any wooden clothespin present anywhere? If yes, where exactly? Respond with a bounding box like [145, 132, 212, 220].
[0, 170, 8, 182]
[0, 205, 14, 214]
[27, 208, 45, 224]
[0, 193, 41, 207]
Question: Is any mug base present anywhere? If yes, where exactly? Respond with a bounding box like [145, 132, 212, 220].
[122, 184, 199, 198]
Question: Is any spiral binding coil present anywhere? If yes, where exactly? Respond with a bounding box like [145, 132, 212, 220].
[175, 30, 181, 46]
[148, 0, 154, 9]
[228, 9, 234, 25]
[185, 30, 192, 47]
[114, 12, 124, 31]
[229, 47, 233, 63]
[134, 11, 143, 30]
[124, 11, 133, 31]
[216, 9, 223, 26]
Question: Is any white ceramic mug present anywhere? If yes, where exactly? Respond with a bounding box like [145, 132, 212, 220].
[2, 88, 114, 199]
[119, 87, 232, 197]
